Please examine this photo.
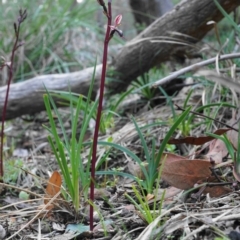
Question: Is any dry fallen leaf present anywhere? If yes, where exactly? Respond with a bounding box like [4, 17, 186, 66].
[205, 138, 228, 164]
[196, 176, 232, 197]
[168, 128, 230, 145]
[146, 193, 155, 201]
[128, 153, 187, 179]
[44, 171, 62, 204]
[162, 159, 212, 190]
[205, 115, 239, 163]
[203, 185, 232, 198]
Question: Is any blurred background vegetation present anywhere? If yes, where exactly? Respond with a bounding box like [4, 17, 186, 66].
[0, 0, 236, 87]
[0, 0, 135, 84]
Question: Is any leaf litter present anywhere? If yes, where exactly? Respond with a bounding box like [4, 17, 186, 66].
[2, 86, 240, 239]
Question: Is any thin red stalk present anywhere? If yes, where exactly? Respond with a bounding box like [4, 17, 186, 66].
[0, 25, 21, 177]
[90, 0, 112, 231]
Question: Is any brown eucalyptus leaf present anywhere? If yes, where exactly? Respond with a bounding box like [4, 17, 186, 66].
[46, 171, 62, 196]
[128, 153, 187, 179]
[196, 176, 232, 198]
[162, 159, 212, 190]
[44, 171, 62, 204]
[167, 128, 230, 145]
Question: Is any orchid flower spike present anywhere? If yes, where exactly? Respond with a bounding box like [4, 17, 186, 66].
[109, 14, 123, 40]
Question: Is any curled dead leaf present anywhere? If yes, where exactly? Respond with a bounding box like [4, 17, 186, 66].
[44, 171, 62, 205]
[205, 138, 228, 164]
[146, 193, 154, 201]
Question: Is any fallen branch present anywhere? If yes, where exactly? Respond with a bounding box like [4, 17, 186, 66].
[0, 65, 102, 120]
[1, 0, 240, 120]
[152, 53, 240, 87]
[109, 0, 240, 93]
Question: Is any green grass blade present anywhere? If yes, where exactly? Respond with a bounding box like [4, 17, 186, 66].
[159, 86, 176, 119]
[213, 0, 240, 35]
[155, 106, 191, 167]
[97, 141, 149, 182]
[187, 102, 236, 125]
[206, 133, 234, 160]
[44, 88, 70, 150]
[132, 117, 151, 165]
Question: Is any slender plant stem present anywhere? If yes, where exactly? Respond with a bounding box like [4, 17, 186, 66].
[90, 0, 112, 231]
[0, 23, 21, 177]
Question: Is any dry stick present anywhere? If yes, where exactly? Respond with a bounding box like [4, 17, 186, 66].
[0, 198, 42, 211]
[152, 53, 240, 88]
[0, 182, 43, 199]
[90, 0, 112, 231]
[182, 204, 240, 240]
[135, 204, 185, 240]
[5, 191, 60, 240]
[175, 104, 239, 132]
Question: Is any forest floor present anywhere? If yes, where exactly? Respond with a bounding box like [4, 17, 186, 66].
[1, 77, 240, 240]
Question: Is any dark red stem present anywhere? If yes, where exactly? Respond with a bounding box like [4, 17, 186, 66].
[0, 23, 21, 177]
[89, 0, 112, 231]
